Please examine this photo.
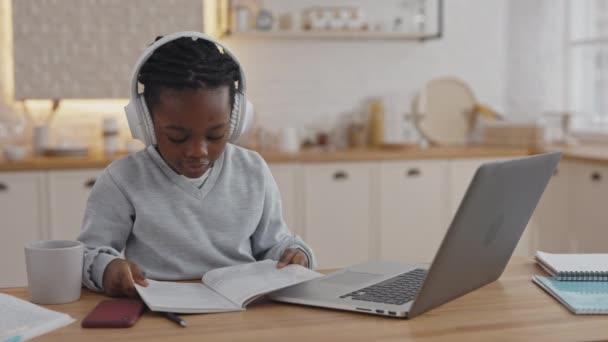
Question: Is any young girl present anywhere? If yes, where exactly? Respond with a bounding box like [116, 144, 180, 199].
[78, 32, 315, 297]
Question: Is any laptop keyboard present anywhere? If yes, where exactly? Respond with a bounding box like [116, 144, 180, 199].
[339, 268, 427, 306]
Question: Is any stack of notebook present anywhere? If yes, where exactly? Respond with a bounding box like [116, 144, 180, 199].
[533, 251, 608, 315]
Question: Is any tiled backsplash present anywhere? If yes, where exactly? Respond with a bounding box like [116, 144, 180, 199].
[11, 0, 203, 99]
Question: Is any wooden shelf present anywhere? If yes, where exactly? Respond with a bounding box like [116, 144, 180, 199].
[223, 30, 434, 40]
[217, 0, 444, 41]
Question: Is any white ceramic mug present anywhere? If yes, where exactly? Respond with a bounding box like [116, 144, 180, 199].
[24, 240, 84, 304]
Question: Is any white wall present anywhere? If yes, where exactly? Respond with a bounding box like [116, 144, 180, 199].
[0, 0, 567, 142]
[224, 0, 508, 131]
[505, 0, 566, 120]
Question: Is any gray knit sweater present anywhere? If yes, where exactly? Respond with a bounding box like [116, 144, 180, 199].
[78, 144, 315, 292]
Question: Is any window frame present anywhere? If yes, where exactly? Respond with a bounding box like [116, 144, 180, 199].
[566, 0, 608, 138]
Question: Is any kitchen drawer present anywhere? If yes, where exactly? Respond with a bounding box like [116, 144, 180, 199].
[47, 169, 104, 240]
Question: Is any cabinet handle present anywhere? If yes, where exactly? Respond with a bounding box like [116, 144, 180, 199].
[591, 172, 602, 182]
[333, 171, 348, 180]
[0, 183, 7, 192]
[84, 179, 96, 188]
[406, 168, 421, 177]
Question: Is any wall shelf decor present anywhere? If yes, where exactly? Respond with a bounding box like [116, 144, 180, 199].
[219, 0, 443, 42]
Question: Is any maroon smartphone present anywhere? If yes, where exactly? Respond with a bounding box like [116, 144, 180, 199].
[81, 299, 146, 328]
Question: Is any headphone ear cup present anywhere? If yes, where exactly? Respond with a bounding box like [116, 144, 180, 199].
[227, 93, 253, 144]
[228, 92, 243, 143]
[242, 99, 254, 134]
[125, 100, 144, 143]
[138, 95, 157, 146]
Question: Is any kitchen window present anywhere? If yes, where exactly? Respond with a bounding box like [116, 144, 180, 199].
[567, 0, 608, 135]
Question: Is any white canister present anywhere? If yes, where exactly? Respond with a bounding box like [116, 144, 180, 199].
[33, 125, 49, 155]
[102, 118, 120, 155]
[310, 9, 331, 30]
[235, 6, 250, 33]
[279, 126, 300, 153]
[346, 9, 364, 31]
[329, 9, 345, 30]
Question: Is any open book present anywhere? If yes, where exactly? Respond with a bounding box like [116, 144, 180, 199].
[535, 251, 608, 280]
[135, 260, 322, 313]
[533, 275, 608, 314]
[0, 293, 75, 341]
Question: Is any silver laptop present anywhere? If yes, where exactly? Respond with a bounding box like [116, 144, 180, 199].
[271, 152, 561, 318]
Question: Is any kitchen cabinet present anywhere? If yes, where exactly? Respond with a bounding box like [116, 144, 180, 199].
[530, 161, 574, 253]
[571, 162, 608, 252]
[448, 158, 503, 217]
[0, 172, 46, 287]
[268, 163, 303, 237]
[0, 154, 586, 287]
[303, 163, 373, 269]
[47, 169, 103, 241]
[379, 160, 449, 263]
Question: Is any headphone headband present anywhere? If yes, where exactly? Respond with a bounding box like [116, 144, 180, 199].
[125, 31, 252, 146]
[128, 31, 247, 102]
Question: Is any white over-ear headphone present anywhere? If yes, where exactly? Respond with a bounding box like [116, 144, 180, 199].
[124, 31, 253, 146]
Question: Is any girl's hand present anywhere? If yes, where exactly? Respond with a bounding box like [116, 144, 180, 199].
[102, 259, 149, 297]
[277, 248, 309, 268]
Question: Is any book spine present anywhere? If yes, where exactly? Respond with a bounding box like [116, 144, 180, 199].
[557, 271, 608, 281]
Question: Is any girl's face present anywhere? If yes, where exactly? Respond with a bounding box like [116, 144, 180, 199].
[152, 87, 231, 178]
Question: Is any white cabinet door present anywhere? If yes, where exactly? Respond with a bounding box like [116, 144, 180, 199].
[448, 157, 532, 256]
[530, 161, 573, 253]
[448, 158, 508, 217]
[379, 160, 449, 263]
[0, 172, 46, 287]
[47, 169, 103, 240]
[268, 163, 303, 237]
[304, 163, 373, 269]
[571, 162, 608, 252]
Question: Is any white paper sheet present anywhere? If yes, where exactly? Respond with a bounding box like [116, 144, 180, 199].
[0, 293, 75, 342]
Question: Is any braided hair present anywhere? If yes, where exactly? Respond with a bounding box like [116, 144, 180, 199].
[138, 36, 241, 114]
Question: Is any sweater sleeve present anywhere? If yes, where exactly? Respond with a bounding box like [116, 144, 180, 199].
[77, 169, 135, 291]
[250, 160, 317, 270]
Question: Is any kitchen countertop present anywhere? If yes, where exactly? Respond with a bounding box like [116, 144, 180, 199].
[0, 144, 605, 172]
[544, 144, 608, 165]
[257, 145, 533, 163]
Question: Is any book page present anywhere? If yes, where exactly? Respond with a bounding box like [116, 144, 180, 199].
[537, 251, 608, 273]
[203, 260, 322, 307]
[135, 280, 240, 314]
[0, 293, 75, 341]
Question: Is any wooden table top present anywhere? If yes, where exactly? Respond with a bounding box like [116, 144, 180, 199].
[2, 257, 607, 341]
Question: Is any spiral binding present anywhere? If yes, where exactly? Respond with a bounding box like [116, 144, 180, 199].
[556, 271, 608, 281]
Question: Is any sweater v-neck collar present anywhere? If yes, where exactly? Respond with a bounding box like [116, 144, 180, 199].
[145, 145, 225, 200]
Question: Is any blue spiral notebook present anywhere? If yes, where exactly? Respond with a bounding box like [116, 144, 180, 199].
[533, 275, 608, 314]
